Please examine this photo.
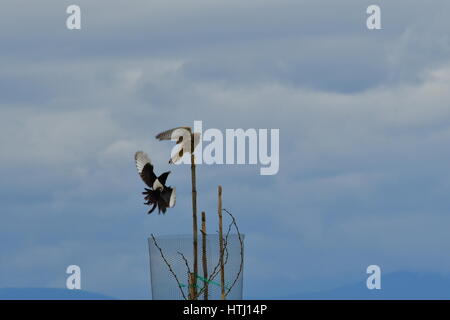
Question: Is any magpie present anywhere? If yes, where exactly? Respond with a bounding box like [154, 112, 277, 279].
[155, 127, 200, 164]
[135, 151, 176, 214]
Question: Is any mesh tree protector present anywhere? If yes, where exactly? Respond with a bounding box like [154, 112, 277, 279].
[148, 234, 244, 300]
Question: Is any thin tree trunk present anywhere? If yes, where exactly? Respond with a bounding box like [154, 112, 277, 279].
[191, 133, 198, 299]
[218, 185, 225, 299]
[201, 211, 209, 300]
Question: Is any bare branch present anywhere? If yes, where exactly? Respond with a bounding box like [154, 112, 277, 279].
[150, 234, 187, 300]
[222, 209, 244, 297]
[177, 251, 192, 274]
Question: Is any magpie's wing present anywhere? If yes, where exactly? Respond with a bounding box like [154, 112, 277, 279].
[161, 187, 176, 208]
[155, 127, 191, 141]
[135, 151, 157, 188]
[157, 171, 171, 186]
[169, 187, 176, 207]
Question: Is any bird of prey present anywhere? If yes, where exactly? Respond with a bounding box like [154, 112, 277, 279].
[155, 127, 200, 164]
[135, 151, 176, 214]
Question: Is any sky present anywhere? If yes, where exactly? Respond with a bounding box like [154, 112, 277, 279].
[1, 0, 450, 299]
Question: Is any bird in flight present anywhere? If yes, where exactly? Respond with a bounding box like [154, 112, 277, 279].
[155, 127, 200, 164]
[135, 151, 176, 214]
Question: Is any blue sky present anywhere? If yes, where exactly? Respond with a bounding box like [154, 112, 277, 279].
[1, 0, 450, 299]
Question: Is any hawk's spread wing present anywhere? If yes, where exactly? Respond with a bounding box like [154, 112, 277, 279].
[135, 151, 158, 188]
[169, 132, 201, 164]
[155, 127, 191, 141]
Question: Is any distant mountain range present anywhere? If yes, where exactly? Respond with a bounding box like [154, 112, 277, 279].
[2, 272, 450, 300]
[274, 272, 450, 300]
[0, 288, 116, 300]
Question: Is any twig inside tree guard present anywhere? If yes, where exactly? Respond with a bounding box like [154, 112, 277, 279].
[223, 208, 244, 298]
[222, 219, 233, 264]
[150, 233, 187, 300]
[178, 251, 192, 275]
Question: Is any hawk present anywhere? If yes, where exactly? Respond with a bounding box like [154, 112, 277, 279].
[155, 127, 200, 164]
[135, 151, 176, 214]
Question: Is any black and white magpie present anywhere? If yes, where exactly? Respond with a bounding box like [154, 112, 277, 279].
[135, 151, 176, 214]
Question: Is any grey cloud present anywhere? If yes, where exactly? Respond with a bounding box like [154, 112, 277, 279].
[2, 0, 450, 299]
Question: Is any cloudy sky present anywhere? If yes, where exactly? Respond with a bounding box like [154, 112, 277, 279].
[1, 0, 450, 299]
